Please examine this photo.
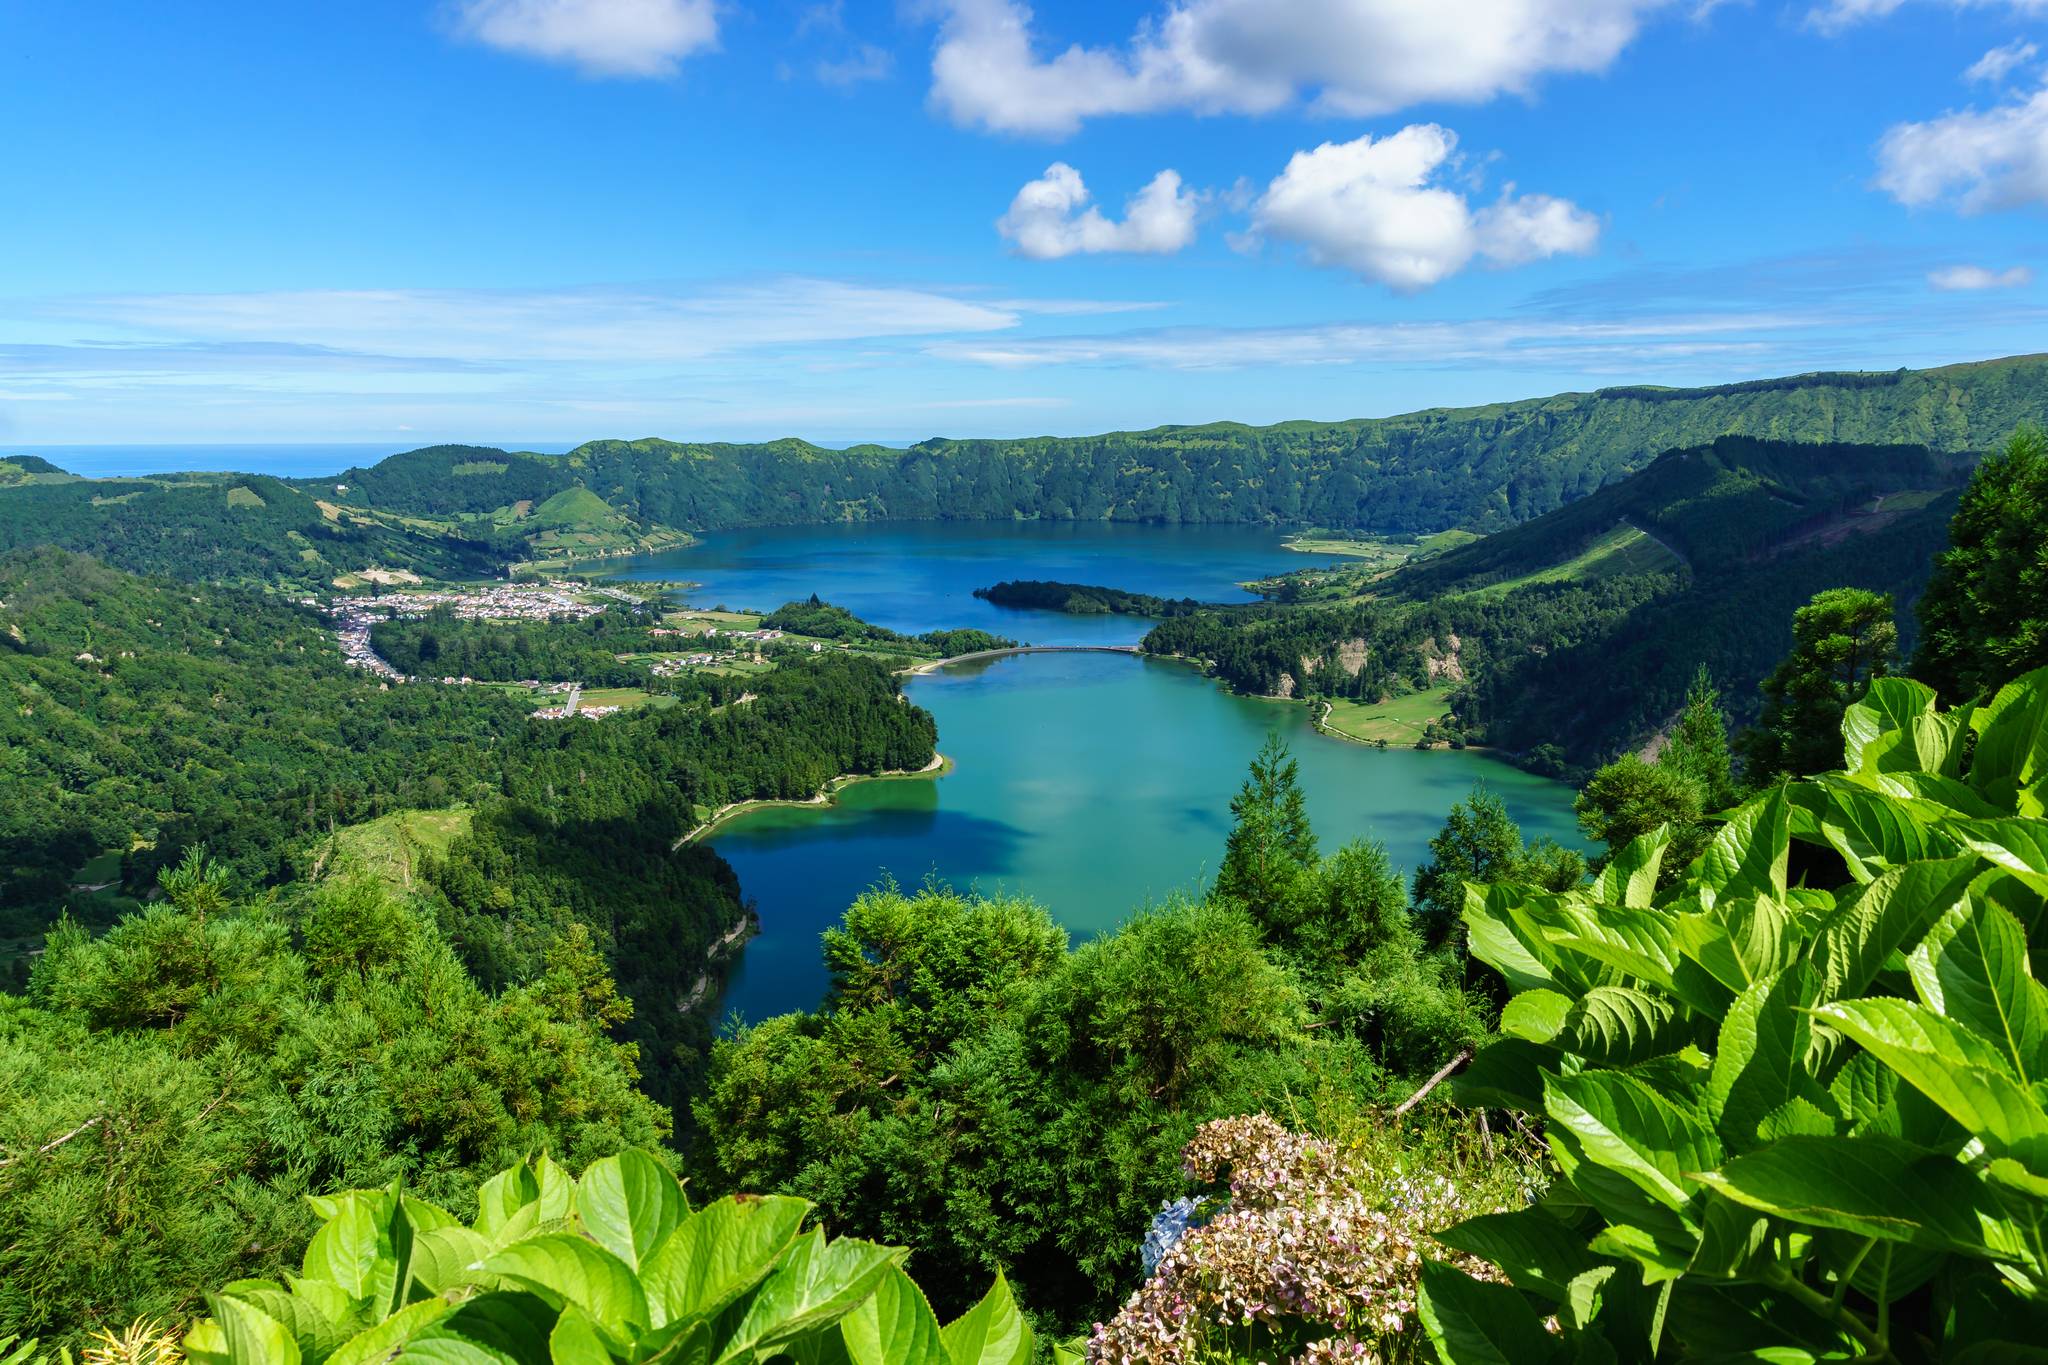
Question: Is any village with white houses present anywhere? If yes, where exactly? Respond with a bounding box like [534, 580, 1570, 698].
[316, 578, 834, 718]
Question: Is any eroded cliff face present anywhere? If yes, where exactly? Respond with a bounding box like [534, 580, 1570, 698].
[1421, 633, 1466, 683]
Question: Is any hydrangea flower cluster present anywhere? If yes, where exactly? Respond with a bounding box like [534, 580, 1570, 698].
[1088, 1114, 1503, 1365]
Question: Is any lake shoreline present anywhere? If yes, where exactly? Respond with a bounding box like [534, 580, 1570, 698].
[675, 751, 952, 846]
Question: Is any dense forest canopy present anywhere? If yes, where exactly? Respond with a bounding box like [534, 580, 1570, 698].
[1, 357, 2040, 593]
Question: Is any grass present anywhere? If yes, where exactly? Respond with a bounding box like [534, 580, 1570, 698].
[1320, 686, 1455, 744]
[1457, 524, 1682, 601]
[327, 808, 474, 890]
[576, 686, 666, 710]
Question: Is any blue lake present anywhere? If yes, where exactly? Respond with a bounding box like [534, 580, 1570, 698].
[606, 522, 1585, 1022]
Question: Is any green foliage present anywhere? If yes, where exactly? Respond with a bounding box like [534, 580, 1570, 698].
[1740, 586, 1900, 779]
[178, 1149, 1031, 1364]
[1576, 668, 1739, 881]
[972, 580, 1200, 618]
[1411, 788, 1585, 951]
[1148, 435, 1967, 769]
[0, 864, 666, 1346]
[1214, 734, 1320, 926]
[758, 596, 1014, 656]
[371, 604, 659, 686]
[1916, 424, 2048, 704]
[692, 743, 1508, 1332]
[1426, 668, 2048, 1363]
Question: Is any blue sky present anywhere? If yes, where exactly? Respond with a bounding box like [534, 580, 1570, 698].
[3, 0, 2045, 446]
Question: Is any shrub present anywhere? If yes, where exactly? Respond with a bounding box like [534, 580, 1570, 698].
[1422, 667, 2048, 1360]
[179, 1149, 1032, 1364]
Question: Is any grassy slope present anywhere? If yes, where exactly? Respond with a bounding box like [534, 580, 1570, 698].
[327, 808, 474, 890]
[1322, 687, 1457, 744]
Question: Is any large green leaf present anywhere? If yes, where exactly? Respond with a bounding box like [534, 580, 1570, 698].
[1545, 1071, 1723, 1212]
[206, 1293, 303, 1365]
[798, 1263, 947, 1365]
[939, 1268, 1031, 1365]
[1416, 1260, 1564, 1365]
[1793, 779, 1959, 882]
[641, 1193, 810, 1329]
[1434, 1207, 1604, 1300]
[546, 1305, 617, 1364]
[1956, 819, 2048, 897]
[1908, 898, 2048, 1084]
[1970, 668, 2048, 804]
[1452, 1037, 1563, 1112]
[1464, 882, 1573, 994]
[1539, 899, 1682, 992]
[1698, 1135, 2039, 1267]
[714, 1229, 902, 1363]
[575, 1149, 687, 1272]
[301, 1194, 387, 1301]
[1810, 857, 1977, 1003]
[403, 1291, 558, 1365]
[1696, 788, 1789, 908]
[1560, 986, 1695, 1068]
[1592, 825, 1672, 909]
[410, 1226, 494, 1296]
[1706, 965, 1827, 1148]
[475, 1165, 541, 1242]
[1675, 896, 1798, 997]
[479, 1233, 648, 1340]
[1813, 998, 2048, 1166]
[1843, 679, 1933, 773]
[326, 1298, 454, 1365]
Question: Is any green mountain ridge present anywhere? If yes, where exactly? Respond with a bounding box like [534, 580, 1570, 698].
[1140, 434, 1970, 766]
[2, 354, 2042, 590]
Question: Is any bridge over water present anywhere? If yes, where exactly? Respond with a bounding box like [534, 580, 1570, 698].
[899, 643, 1143, 674]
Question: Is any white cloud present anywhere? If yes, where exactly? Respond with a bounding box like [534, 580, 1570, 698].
[1248, 126, 1598, 289]
[1811, 0, 2048, 32]
[997, 164, 1201, 259]
[451, 0, 718, 78]
[1876, 83, 2048, 210]
[36, 280, 1037, 364]
[927, 310, 1810, 370]
[816, 43, 894, 86]
[926, 0, 1670, 136]
[1928, 263, 2035, 289]
[1967, 40, 2039, 84]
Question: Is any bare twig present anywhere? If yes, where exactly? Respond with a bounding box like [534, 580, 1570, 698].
[0, 1115, 103, 1167]
[1392, 1047, 1474, 1117]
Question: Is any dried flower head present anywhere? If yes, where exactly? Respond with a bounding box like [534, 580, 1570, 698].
[1088, 1113, 1507, 1365]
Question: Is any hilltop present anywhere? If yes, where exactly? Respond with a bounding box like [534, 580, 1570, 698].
[1140, 434, 1969, 767]
[2, 355, 2037, 591]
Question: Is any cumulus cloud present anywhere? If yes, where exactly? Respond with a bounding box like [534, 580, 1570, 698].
[1928, 263, 2035, 289]
[1966, 40, 2040, 84]
[451, 0, 718, 78]
[1877, 83, 2048, 210]
[1247, 126, 1599, 289]
[997, 164, 1202, 259]
[927, 0, 1669, 136]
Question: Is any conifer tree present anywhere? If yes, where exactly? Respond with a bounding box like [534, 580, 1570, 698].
[1214, 733, 1318, 923]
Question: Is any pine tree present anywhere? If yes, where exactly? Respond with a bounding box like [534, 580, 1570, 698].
[1914, 424, 2048, 702]
[1739, 588, 1897, 780]
[1662, 665, 1737, 811]
[1214, 733, 1318, 923]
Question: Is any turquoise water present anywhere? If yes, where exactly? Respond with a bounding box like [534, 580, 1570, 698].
[609, 522, 1584, 1023]
[710, 652, 1583, 1022]
[606, 521, 1322, 646]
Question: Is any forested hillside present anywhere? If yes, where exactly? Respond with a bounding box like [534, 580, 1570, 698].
[4, 357, 2037, 593]
[334, 355, 2042, 536]
[0, 551, 936, 1108]
[1140, 435, 1969, 767]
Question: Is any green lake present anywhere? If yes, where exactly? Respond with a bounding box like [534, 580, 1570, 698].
[609, 523, 1585, 1022]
